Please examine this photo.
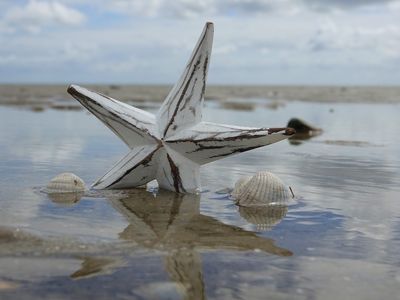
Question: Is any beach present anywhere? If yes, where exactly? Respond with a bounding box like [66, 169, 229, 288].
[1, 84, 400, 110]
[1, 85, 400, 299]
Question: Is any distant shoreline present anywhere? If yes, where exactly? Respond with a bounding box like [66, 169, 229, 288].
[1, 84, 400, 109]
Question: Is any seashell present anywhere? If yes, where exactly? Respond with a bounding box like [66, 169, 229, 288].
[231, 175, 252, 198]
[46, 173, 86, 194]
[239, 206, 288, 231]
[235, 171, 289, 207]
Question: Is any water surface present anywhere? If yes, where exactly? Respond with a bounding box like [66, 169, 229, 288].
[1, 98, 400, 299]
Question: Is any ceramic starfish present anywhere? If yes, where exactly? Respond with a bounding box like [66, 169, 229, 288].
[67, 22, 295, 193]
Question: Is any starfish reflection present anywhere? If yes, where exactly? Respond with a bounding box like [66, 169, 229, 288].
[71, 190, 291, 299]
[111, 190, 291, 255]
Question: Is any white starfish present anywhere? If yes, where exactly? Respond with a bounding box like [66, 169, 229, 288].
[68, 22, 295, 193]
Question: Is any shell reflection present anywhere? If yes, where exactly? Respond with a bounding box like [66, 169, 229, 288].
[239, 206, 288, 231]
[47, 192, 84, 206]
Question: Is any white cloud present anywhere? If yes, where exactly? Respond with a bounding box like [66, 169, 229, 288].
[3, 0, 398, 21]
[99, 0, 400, 18]
[306, 19, 400, 63]
[302, 0, 397, 11]
[111, 0, 163, 17]
[100, 0, 302, 18]
[214, 44, 237, 55]
[0, 0, 399, 84]
[1, 0, 85, 33]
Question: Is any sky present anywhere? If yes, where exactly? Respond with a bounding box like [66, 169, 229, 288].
[0, 0, 399, 85]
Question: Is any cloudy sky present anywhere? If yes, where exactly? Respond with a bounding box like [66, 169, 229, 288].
[0, 0, 399, 85]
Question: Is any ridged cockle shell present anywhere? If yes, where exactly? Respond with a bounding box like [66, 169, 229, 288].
[234, 171, 289, 207]
[46, 173, 86, 193]
[232, 175, 252, 198]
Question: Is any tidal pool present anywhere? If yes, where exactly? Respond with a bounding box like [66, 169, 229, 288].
[1, 97, 400, 299]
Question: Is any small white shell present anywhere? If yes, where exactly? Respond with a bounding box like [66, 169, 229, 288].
[231, 175, 251, 198]
[235, 171, 289, 207]
[46, 173, 85, 193]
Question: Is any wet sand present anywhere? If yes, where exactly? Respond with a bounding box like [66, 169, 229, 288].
[1, 87, 400, 299]
[1, 84, 400, 111]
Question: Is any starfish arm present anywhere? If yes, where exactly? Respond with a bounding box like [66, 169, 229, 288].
[164, 250, 205, 300]
[70, 257, 122, 279]
[68, 85, 159, 148]
[185, 215, 292, 256]
[92, 144, 160, 189]
[156, 148, 201, 193]
[165, 122, 295, 165]
[157, 22, 213, 139]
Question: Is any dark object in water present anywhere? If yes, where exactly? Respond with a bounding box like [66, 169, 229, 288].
[287, 118, 320, 133]
[287, 118, 322, 144]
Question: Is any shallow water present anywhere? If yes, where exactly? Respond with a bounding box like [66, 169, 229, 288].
[1, 98, 400, 299]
